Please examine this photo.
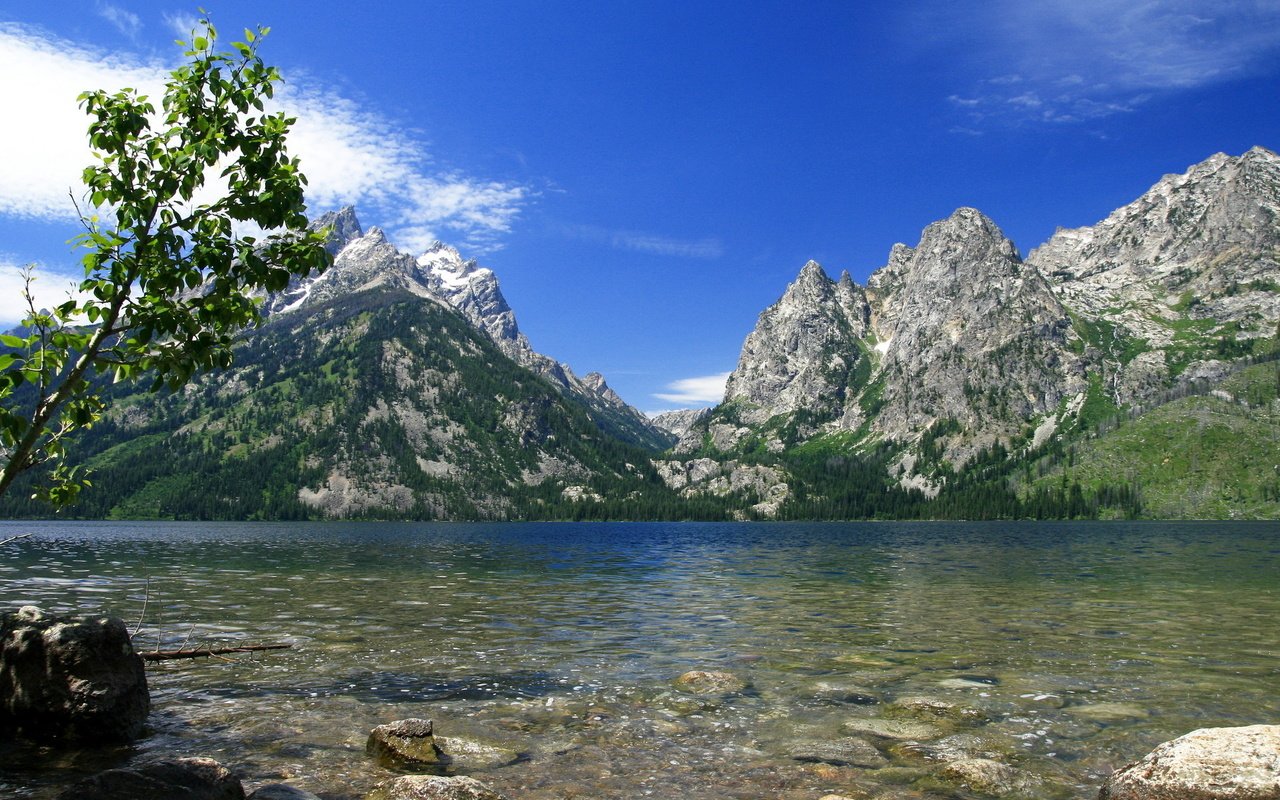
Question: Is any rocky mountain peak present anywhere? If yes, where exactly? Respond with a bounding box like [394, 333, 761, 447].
[311, 206, 364, 255]
[581, 371, 630, 411]
[582, 372, 608, 393]
[1027, 147, 1280, 370]
[718, 258, 871, 432]
[915, 207, 1021, 265]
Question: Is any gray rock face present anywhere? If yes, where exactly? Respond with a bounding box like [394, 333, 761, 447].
[1029, 146, 1280, 403]
[315, 205, 365, 256]
[366, 775, 508, 800]
[649, 407, 711, 440]
[723, 261, 870, 431]
[692, 148, 1279, 496]
[653, 458, 790, 518]
[56, 757, 244, 800]
[866, 208, 1086, 463]
[1099, 724, 1280, 800]
[708, 209, 1089, 480]
[0, 606, 149, 744]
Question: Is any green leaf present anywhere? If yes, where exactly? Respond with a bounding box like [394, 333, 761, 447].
[0, 334, 26, 349]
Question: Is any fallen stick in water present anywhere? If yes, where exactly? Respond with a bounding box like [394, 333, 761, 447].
[139, 643, 292, 662]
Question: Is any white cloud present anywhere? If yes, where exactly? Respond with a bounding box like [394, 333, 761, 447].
[564, 223, 723, 259]
[924, 0, 1280, 128]
[0, 261, 85, 328]
[0, 24, 527, 257]
[96, 3, 142, 40]
[653, 371, 731, 406]
[162, 13, 201, 40]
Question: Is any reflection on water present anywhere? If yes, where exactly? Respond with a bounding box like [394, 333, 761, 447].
[1, 521, 1278, 799]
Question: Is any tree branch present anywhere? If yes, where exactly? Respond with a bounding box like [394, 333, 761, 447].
[138, 643, 292, 662]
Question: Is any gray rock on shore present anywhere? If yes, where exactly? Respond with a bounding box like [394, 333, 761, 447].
[0, 605, 150, 744]
[368, 718, 447, 768]
[1099, 725, 1280, 800]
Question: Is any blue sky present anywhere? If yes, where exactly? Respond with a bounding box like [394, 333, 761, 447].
[2, 1, 1278, 413]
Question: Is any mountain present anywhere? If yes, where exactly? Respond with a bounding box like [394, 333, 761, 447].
[5, 150, 1276, 521]
[669, 147, 1280, 516]
[1027, 145, 1280, 405]
[1, 210, 680, 520]
[268, 208, 670, 451]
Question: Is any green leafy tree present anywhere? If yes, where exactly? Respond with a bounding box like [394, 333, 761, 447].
[0, 18, 331, 505]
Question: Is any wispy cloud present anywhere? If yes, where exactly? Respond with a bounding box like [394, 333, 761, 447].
[162, 12, 201, 40]
[565, 223, 723, 259]
[0, 24, 528, 256]
[0, 261, 86, 327]
[920, 0, 1280, 129]
[96, 3, 141, 40]
[653, 371, 730, 406]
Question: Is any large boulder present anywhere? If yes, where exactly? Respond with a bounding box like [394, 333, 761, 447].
[0, 606, 150, 743]
[55, 757, 244, 800]
[366, 775, 508, 800]
[1099, 725, 1280, 800]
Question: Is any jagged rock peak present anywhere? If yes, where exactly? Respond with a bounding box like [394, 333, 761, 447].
[776, 260, 841, 305]
[720, 256, 871, 432]
[581, 371, 631, 411]
[582, 372, 609, 393]
[917, 207, 1021, 261]
[311, 206, 364, 256]
[1028, 146, 1280, 281]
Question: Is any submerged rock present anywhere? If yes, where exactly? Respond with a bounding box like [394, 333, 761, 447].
[1099, 724, 1280, 800]
[435, 736, 521, 770]
[0, 605, 149, 744]
[894, 732, 1019, 764]
[941, 758, 1044, 797]
[247, 785, 323, 800]
[889, 695, 986, 722]
[840, 717, 943, 741]
[56, 757, 244, 800]
[1069, 702, 1149, 722]
[366, 774, 508, 800]
[787, 737, 889, 768]
[673, 669, 748, 695]
[368, 718, 446, 769]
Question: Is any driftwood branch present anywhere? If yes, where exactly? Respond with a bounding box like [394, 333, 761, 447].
[0, 533, 33, 547]
[139, 643, 292, 662]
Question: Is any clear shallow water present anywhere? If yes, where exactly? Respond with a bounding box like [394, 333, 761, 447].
[1, 520, 1277, 799]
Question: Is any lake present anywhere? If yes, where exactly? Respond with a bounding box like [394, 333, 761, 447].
[1, 520, 1277, 799]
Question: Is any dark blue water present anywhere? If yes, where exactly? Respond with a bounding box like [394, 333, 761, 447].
[2, 520, 1277, 799]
